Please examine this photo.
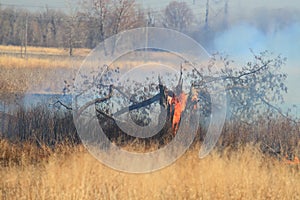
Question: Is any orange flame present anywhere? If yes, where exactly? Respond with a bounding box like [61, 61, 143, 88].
[171, 93, 187, 135]
[284, 155, 300, 165]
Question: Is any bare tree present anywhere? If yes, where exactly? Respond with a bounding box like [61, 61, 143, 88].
[192, 51, 289, 123]
[58, 50, 290, 144]
[108, 0, 144, 34]
[146, 9, 156, 27]
[64, 1, 87, 56]
[107, 0, 145, 55]
[36, 7, 53, 47]
[80, 0, 110, 48]
[162, 1, 194, 32]
[80, 0, 144, 51]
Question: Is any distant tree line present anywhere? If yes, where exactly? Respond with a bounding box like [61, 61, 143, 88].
[0, 0, 221, 53]
[0, 1, 141, 52]
[0, 0, 297, 55]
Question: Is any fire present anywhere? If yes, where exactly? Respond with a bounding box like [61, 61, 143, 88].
[284, 155, 300, 165]
[170, 93, 187, 135]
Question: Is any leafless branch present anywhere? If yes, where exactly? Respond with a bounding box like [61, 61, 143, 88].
[53, 100, 72, 110]
[260, 97, 298, 124]
[113, 93, 161, 117]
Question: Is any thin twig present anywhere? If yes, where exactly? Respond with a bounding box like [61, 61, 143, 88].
[260, 97, 298, 124]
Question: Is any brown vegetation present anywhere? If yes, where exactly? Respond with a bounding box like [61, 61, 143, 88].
[0, 50, 78, 93]
[0, 45, 91, 57]
[0, 139, 299, 200]
[1, 104, 299, 163]
[0, 48, 176, 93]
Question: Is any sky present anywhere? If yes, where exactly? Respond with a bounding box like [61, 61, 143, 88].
[1, 0, 300, 113]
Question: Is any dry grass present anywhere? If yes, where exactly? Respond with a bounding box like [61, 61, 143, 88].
[0, 55, 81, 69]
[0, 54, 176, 93]
[0, 140, 299, 200]
[0, 45, 187, 93]
[0, 66, 76, 93]
[0, 46, 89, 93]
[0, 46, 84, 93]
[0, 55, 170, 69]
[0, 54, 79, 93]
[0, 45, 91, 57]
[0, 56, 154, 93]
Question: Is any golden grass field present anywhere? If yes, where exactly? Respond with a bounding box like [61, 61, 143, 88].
[0, 140, 299, 200]
[0, 45, 91, 57]
[0, 45, 178, 93]
[0, 55, 76, 69]
[0, 46, 83, 94]
[0, 45, 300, 199]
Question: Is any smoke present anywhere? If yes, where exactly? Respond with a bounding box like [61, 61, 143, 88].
[213, 23, 267, 60]
[212, 21, 300, 109]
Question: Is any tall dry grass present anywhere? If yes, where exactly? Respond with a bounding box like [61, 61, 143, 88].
[0, 55, 76, 69]
[0, 50, 175, 93]
[0, 140, 299, 200]
[0, 57, 77, 93]
[0, 105, 299, 199]
[0, 45, 91, 57]
[0, 45, 89, 93]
